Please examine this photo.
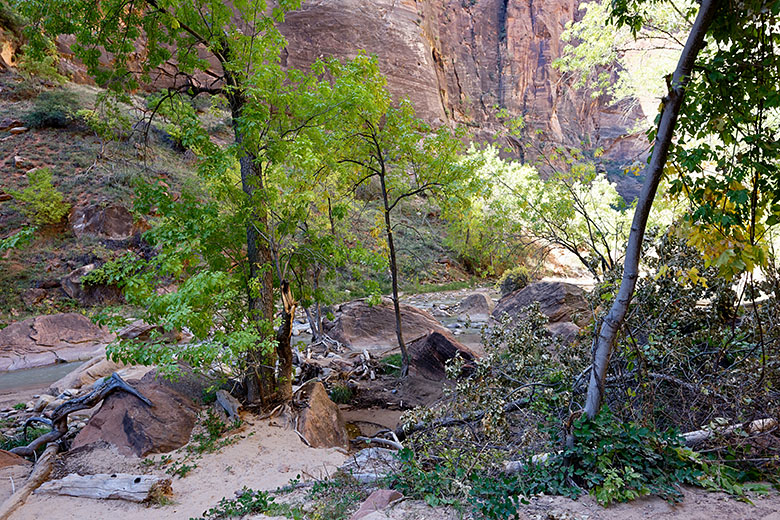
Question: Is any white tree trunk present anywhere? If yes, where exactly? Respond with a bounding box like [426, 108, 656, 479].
[584, 0, 720, 419]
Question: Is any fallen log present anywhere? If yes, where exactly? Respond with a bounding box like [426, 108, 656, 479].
[36, 473, 172, 503]
[0, 443, 59, 520]
[503, 417, 779, 474]
[682, 418, 777, 447]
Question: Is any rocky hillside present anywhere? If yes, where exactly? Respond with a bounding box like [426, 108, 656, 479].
[40, 0, 646, 184]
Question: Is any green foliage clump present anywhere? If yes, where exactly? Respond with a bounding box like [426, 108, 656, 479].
[497, 266, 529, 296]
[77, 93, 132, 140]
[17, 39, 67, 84]
[9, 168, 70, 226]
[24, 89, 78, 128]
[191, 487, 274, 520]
[0, 227, 36, 252]
[328, 384, 353, 404]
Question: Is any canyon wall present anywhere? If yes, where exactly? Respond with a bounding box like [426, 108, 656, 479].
[279, 0, 647, 192]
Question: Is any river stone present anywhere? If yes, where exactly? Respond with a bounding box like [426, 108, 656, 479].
[296, 381, 348, 449]
[324, 298, 451, 351]
[72, 370, 199, 457]
[492, 281, 589, 326]
[455, 293, 494, 322]
[0, 313, 113, 371]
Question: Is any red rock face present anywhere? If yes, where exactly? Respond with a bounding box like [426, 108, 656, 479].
[44, 0, 646, 188]
[279, 0, 647, 178]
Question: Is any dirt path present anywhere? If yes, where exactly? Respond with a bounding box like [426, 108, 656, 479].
[10, 419, 347, 520]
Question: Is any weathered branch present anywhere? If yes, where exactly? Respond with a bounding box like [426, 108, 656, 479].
[0, 443, 58, 520]
[11, 373, 152, 457]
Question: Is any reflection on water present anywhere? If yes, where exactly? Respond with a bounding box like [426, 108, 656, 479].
[0, 362, 82, 393]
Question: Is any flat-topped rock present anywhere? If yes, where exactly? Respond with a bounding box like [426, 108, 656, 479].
[324, 298, 451, 351]
[0, 313, 114, 371]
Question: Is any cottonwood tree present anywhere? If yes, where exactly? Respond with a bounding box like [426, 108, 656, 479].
[584, 0, 780, 419]
[340, 98, 475, 377]
[17, 0, 379, 406]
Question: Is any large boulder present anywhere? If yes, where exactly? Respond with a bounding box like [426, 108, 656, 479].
[72, 370, 200, 457]
[455, 293, 494, 322]
[0, 313, 113, 371]
[324, 299, 451, 351]
[407, 331, 478, 381]
[492, 281, 589, 326]
[296, 381, 348, 449]
[61, 264, 122, 305]
[69, 203, 145, 241]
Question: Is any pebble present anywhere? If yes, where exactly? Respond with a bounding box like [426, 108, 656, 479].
[9, 126, 28, 135]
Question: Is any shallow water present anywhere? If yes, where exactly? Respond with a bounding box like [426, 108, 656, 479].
[0, 362, 82, 393]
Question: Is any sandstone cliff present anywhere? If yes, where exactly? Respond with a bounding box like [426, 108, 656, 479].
[279, 0, 647, 189]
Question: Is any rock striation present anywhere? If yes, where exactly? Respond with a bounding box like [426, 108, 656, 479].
[278, 0, 647, 181]
[0, 313, 113, 371]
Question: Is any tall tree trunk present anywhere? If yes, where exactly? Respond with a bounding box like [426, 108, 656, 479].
[229, 93, 278, 406]
[583, 0, 719, 419]
[379, 168, 410, 377]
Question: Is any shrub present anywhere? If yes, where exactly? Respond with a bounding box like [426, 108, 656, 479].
[328, 384, 353, 404]
[24, 89, 78, 129]
[9, 168, 70, 226]
[497, 265, 529, 296]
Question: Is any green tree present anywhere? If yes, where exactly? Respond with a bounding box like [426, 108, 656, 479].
[17, 0, 381, 405]
[581, 0, 780, 419]
[340, 98, 475, 376]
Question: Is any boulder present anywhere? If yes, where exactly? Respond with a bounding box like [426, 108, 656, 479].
[118, 319, 181, 343]
[21, 288, 47, 307]
[0, 313, 113, 371]
[455, 293, 494, 322]
[492, 281, 589, 326]
[72, 370, 200, 457]
[13, 155, 31, 169]
[296, 381, 348, 449]
[324, 298, 451, 351]
[340, 447, 400, 484]
[407, 331, 478, 381]
[350, 489, 403, 520]
[61, 264, 122, 305]
[0, 118, 22, 131]
[69, 203, 145, 241]
[546, 321, 581, 343]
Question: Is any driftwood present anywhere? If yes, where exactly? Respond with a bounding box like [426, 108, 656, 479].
[36, 473, 172, 502]
[682, 418, 778, 447]
[503, 417, 779, 474]
[12, 373, 153, 457]
[393, 395, 531, 442]
[215, 390, 242, 422]
[0, 443, 58, 520]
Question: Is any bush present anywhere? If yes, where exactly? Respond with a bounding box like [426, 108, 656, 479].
[497, 265, 529, 296]
[24, 89, 78, 129]
[9, 168, 70, 226]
